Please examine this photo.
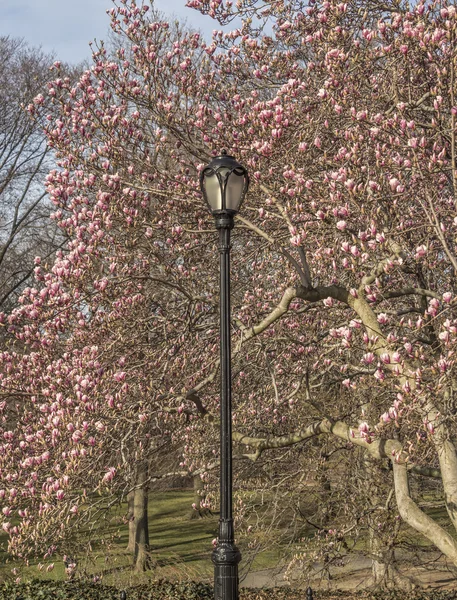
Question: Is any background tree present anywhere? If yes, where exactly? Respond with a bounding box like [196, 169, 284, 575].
[0, 37, 67, 314]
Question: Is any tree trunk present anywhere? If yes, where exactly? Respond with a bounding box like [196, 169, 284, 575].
[425, 401, 457, 531]
[392, 460, 457, 565]
[133, 464, 151, 572]
[370, 530, 415, 591]
[369, 525, 396, 587]
[363, 454, 397, 588]
[188, 474, 210, 519]
[126, 491, 135, 553]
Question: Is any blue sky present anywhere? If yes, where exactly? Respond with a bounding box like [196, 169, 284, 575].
[1, 0, 218, 64]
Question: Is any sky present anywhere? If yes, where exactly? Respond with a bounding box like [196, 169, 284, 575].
[0, 0, 218, 64]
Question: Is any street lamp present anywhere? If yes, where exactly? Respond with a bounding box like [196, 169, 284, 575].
[200, 150, 249, 600]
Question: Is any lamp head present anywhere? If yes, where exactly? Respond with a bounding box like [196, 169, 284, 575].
[200, 150, 249, 219]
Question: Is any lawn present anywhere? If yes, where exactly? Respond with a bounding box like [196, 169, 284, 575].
[0, 489, 218, 586]
[0, 487, 453, 590]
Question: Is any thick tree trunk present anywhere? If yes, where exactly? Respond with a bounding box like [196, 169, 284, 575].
[437, 438, 457, 528]
[133, 464, 151, 572]
[392, 461, 457, 565]
[126, 491, 135, 553]
[363, 455, 397, 588]
[425, 401, 457, 531]
[369, 525, 396, 587]
[370, 531, 415, 591]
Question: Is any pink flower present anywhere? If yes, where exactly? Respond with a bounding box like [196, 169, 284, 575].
[428, 298, 440, 316]
[439, 331, 450, 343]
[404, 342, 413, 354]
[374, 368, 385, 381]
[72, 430, 83, 443]
[103, 467, 116, 484]
[336, 220, 347, 231]
[362, 352, 375, 364]
[388, 407, 398, 420]
[392, 351, 401, 363]
[437, 358, 447, 372]
[290, 235, 301, 247]
[388, 177, 400, 192]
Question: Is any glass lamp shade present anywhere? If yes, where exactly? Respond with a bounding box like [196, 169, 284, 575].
[200, 150, 249, 216]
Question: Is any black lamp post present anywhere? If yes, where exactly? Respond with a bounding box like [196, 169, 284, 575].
[200, 150, 249, 600]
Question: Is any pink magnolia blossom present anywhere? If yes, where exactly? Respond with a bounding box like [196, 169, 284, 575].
[102, 467, 116, 484]
[362, 352, 375, 365]
[336, 220, 347, 231]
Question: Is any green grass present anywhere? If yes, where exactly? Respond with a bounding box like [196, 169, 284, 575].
[0, 488, 294, 587]
[0, 489, 219, 586]
[0, 487, 452, 588]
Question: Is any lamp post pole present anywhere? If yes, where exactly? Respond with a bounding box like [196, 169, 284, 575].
[199, 151, 249, 600]
[212, 212, 240, 600]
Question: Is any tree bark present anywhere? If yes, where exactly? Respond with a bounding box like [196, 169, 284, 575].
[126, 490, 135, 553]
[370, 529, 396, 588]
[424, 400, 457, 531]
[188, 474, 210, 519]
[133, 464, 151, 572]
[362, 455, 397, 588]
[392, 461, 457, 564]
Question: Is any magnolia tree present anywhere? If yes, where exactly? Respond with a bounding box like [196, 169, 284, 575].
[0, 21, 221, 570]
[2, 0, 457, 586]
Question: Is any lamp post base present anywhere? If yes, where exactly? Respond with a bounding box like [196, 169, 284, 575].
[212, 541, 241, 600]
